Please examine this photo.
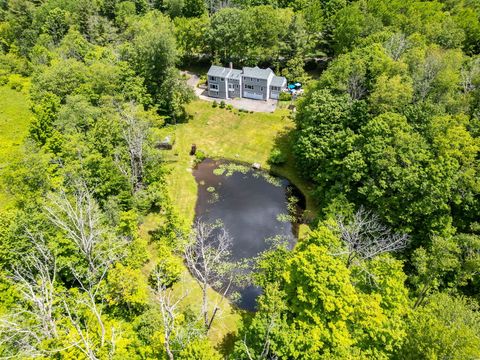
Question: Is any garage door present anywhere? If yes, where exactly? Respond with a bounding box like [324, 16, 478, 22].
[271, 92, 279, 99]
[243, 91, 263, 100]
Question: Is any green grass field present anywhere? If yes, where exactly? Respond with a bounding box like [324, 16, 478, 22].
[0, 84, 32, 209]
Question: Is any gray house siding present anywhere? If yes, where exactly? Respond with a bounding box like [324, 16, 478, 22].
[227, 78, 241, 98]
[208, 75, 228, 99]
[242, 76, 269, 100]
[206, 65, 286, 100]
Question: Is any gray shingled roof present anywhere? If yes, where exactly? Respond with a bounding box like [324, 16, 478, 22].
[271, 76, 286, 87]
[207, 65, 232, 78]
[242, 66, 274, 80]
[227, 69, 243, 80]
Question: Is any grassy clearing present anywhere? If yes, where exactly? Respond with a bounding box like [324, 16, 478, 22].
[0, 83, 31, 210]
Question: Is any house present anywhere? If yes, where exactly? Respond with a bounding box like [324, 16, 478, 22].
[207, 64, 287, 100]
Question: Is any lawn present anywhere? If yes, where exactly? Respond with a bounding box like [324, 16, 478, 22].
[0, 83, 32, 210]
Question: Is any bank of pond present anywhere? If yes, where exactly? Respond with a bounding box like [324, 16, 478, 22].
[193, 158, 305, 311]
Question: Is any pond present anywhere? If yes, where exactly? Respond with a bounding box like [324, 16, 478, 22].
[193, 158, 304, 311]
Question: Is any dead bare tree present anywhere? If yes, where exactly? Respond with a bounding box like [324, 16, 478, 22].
[334, 207, 409, 267]
[0, 235, 59, 358]
[45, 184, 127, 275]
[414, 51, 443, 101]
[184, 220, 234, 332]
[347, 69, 367, 100]
[150, 268, 192, 360]
[45, 186, 104, 273]
[44, 184, 127, 358]
[61, 264, 113, 360]
[384, 33, 409, 61]
[119, 102, 149, 192]
[461, 57, 480, 93]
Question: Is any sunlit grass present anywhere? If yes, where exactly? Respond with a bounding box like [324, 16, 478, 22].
[0, 84, 31, 210]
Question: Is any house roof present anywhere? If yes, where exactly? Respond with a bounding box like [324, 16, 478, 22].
[271, 76, 287, 87]
[242, 66, 274, 80]
[227, 69, 243, 80]
[207, 65, 232, 78]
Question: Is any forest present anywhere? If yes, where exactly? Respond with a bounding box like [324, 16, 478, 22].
[0, 0, 479, 359]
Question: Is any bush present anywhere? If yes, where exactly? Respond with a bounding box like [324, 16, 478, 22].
[212, 100, 218, 108]
[268, 148, 287, 165]
[195, 149, 206, 162]
[219, 100, 226, 108]
[279, 92, 292, 101]
[148, 245, 183, 289]
[226, 104, 233, 111]
[198, 74, 207, 86]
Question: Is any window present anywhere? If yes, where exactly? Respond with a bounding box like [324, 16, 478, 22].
[228, 84, 234, 91]
[210, 84, 219, 91]
[245, 84, 254, 90]
[209, 76, 216, 81]
[272, 86, 279, 91]
[260, 87, 264, 91]
[257, 78, 260, 82]
[236, 84, 239, 88]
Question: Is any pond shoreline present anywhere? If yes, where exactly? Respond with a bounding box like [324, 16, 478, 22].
[192, 158, 305, 311]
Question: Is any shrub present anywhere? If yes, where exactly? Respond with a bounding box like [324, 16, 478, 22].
[148, 245, 183, 288]
[226, 104, 233, 111]
[212, 100, 218, 108]
[279, 92, 292, 101]
[8, 74, 25, 91]
[268, 148, 287, 165]
[195, 149, 206, 162]
[219, 100, 226, 108]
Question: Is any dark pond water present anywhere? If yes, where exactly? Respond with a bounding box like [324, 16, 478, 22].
[193, 158, 304, 311]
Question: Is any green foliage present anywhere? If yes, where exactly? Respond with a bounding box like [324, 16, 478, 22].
[1, 0, 480, 358]
[268, 148, 286, 165]
[236, 224, 409, 358]
[178, 338, 222, 359]
[195, 149, 206, 162]
[278, 91, 292, 101]
[105, 263, 149, 314]
[148, 245, 183, 288]
[400, 293, 480, 359]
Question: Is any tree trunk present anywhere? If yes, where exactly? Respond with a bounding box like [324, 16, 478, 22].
[202, 282, 208, 330]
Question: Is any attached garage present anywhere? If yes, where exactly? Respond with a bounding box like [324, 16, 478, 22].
[270, 92, 280, 99]
[243, 91, 263, 100]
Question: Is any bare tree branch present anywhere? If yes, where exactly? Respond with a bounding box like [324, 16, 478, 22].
[333, 206, 409, 267]
[184, 220, 234, 332]
[118, 102, 149, 192]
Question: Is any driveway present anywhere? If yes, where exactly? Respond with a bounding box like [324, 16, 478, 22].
[182, 71, 278, 113]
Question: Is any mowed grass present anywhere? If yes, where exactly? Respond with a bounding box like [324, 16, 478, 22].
[0, 84, 32, 209]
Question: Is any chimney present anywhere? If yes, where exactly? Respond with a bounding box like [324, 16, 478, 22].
[229, 62, 233, 69]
